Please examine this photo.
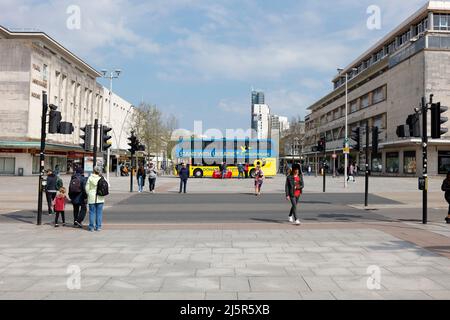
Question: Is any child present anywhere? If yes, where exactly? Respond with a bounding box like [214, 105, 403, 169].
[53, 187, 68, 227]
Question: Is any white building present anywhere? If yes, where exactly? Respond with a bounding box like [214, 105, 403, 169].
[0, 25, 135, 175]
[251, 104, 271, 139]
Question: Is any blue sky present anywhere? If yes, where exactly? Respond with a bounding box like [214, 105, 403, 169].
[1, 0, 430, 132]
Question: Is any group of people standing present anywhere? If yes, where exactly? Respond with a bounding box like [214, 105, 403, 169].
[45, 165, 107, 231]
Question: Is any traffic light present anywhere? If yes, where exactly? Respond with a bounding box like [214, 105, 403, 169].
[101, 125, 113, 152]
[59, 122, 74, 134]
[138, 144, 146, 152]
[431, 102, 449, 139]
[128, 132, 138, 154]
[350, 127, 361, 151]
[372, 126, 379, 155]
[406, 114, 421, 137]
[317, 138, 325, 152]
[48, 108, 62, 134]
[80, 125, 92, 151]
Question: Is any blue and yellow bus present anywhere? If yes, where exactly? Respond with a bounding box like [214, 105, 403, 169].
[174, 137, 278, 178]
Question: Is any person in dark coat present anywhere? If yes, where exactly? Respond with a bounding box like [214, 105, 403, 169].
[45, 169, 62, 215]
[285, 168, 304, 225]
[179, 163, 189, 193]
[68, 167, 87, 228]
[441, 172, 450, 224]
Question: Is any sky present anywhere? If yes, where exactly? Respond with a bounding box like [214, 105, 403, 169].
[0, 0, 431, 132]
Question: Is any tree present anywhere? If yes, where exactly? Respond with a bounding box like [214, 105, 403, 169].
[130, 102, 178, 160]
[280, 116, 305, 157]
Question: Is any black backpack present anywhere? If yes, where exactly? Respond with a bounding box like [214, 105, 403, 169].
[96, 176, 109, 197]
[69, 176, 82, 194]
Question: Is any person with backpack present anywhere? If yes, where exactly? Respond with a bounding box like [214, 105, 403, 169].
[45, 169, 63, 215]
[237, 163, 244, 179]
[285, 168, 304, 226]
[85, 166, 109, 232]
[254, 165, 265, 196]
[147, 163, 158, 193]
[68, 167, 87, 228]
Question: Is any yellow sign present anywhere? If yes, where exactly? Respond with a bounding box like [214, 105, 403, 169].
[343, 147, 350, 154]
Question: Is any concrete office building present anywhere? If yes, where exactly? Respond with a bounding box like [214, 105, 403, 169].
[0, 26, 134, 175]
[304, 1, 450, 176]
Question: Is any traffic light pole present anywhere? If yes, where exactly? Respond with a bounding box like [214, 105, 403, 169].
[323, 148, 326, 193]
[37, 91, 48, 226]
[422, 96, 429, 225]
[93, 119, 98, 168]
[365, 122, 370, 207]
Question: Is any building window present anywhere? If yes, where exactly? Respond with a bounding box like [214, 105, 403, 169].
[0, 157, 15, 174]
[361, 94, 370, 109]
[350, 100, 358, 113]
[43, 64, 48, 81]
[371, 153, 382, 173]
[438, 151, 450, 174]
[386, 152, 399, 173]
[373, 87, 385, 104]
[403, 151, 417, 174]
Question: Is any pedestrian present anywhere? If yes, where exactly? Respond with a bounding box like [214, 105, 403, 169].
[68, 167, 87, 228]
[179, 163, 189, 193]
[53, 187, 68, 227]
[347, 163, 355, 182]
[85, 166, 108, 232]
[237, 163, 244, 179]
[54, 164, 60, 176]
[147, 163, 157, 193]
[285, 168, 304, 225]
[222, 162, 228, 179]
[441, 172, 450, 224]
[254, 165, 265, 196]
[137, 165, 146, 193]
[45, 169, 63, 215]
[307, 165, 312, 176]
[244, 163, 249, 179]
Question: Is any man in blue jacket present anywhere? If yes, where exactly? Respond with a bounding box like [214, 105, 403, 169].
[179, 163, 189, 194]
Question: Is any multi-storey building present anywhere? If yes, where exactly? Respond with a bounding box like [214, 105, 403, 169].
[251, 104, 271, 139]
[304, 1, 450, 176]
[0, 26, 134, 175]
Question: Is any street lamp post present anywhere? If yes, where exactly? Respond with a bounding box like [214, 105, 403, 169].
[337, 67, 357, 189]
[101, 69, 121, 183]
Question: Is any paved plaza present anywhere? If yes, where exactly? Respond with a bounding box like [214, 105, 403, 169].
[0, 175, 449, 300]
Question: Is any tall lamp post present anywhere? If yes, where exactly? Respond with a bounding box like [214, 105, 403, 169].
[337, 67, 357, 189]
[101, 69, 121, 183]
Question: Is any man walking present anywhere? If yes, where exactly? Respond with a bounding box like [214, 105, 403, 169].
[237, 163, 244, 179]
[347, 163, 356, 182]
[441, 172, 450, 224]
[179, 163, 189, 193]
[69, 167, 87, 228]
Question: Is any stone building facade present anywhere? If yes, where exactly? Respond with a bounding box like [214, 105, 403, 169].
[304, 1, 450, 176]
[0, 26, 134, 175]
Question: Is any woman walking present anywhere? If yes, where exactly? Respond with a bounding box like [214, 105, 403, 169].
[85, 166, 106, 232]
[137, 165, 146, 193]
[254, 165, 265, 196]
[441, 172, 450, 224]
[285, 168, 304, 225]
[147, 163, 157, 193]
